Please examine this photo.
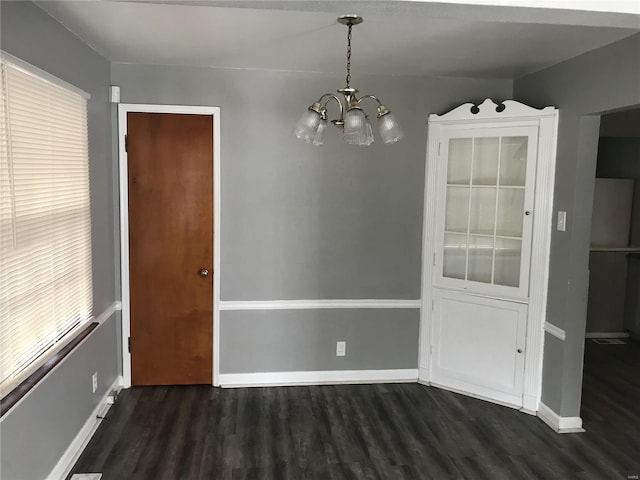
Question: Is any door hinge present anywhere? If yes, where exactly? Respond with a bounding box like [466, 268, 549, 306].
[431, 299, 434, 312]
[128, 337, 131, 353]
[124, 134, 128, 152]
[438, 142, 441, 156]
[433, 253, 436, 266]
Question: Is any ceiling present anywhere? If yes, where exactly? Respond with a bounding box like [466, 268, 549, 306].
[36, 0, 640, 79]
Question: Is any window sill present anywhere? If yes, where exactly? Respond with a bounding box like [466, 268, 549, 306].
[0, 321, 99, 418]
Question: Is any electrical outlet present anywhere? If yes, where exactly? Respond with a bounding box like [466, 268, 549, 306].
[336, 341, 346, 357]
[92, 372, 98, 393]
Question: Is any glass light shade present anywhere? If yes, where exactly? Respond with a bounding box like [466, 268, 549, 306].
[312, 119, 327, 146]
[363, 117, 374, 146]
[343, 108, 369, 145]
[294, 109, 322, 143]
[378, 112, 404, 144]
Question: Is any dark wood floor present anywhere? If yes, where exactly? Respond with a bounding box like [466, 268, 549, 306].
[70, 341, 640, 479]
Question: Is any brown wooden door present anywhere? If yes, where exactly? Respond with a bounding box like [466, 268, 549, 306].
[127, 112, 213, 385]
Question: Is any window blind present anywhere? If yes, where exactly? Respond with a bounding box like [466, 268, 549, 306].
[0, 58, 93, 396]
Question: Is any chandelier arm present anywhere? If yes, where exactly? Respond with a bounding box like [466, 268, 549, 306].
[317, 93, 339, 104]
[356, 95, 383, 107]
[357, 94, 392, 118]
[321, 94, 345, 122]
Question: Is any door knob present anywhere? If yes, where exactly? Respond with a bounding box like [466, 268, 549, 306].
[517, 348, 523, 354]
[199, 268, 209, 277]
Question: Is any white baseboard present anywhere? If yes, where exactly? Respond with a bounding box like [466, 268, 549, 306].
[430, 381, 522, 411]
[47, 376, 123, 480]
[418, 367, 430, 384]
[537, 401, 584, 434]
[218, 369, 418, 388]
[521, 393, 538, 415]
[585, 332, 630, 339]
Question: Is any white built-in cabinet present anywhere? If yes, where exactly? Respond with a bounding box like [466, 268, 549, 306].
[420, 99, 559, 413]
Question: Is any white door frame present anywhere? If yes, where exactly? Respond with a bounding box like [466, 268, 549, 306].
[418, 99, 559, 413]
[118, 103, 222, 388]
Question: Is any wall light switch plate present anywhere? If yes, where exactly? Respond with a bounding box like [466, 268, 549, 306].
[557, 211, 567, 232]
[336, 341, 346, 357]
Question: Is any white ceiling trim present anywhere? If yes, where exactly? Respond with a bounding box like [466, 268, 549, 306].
[105, 1, 640, 29]
[402, 0, 640, 15]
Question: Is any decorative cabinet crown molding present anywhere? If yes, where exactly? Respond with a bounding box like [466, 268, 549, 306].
[430, 98, 556, 123]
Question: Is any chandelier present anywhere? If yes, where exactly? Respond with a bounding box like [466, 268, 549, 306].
[294, 15, 404, 146]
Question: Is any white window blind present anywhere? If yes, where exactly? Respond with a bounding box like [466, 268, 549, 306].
[0, 57, 93, 396]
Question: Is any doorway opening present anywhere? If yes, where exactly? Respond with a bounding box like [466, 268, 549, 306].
[581, 106, 640, 433]
[586, 107, 640, 341]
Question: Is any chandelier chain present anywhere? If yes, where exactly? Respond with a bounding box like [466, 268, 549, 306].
[346, 23, 352, 88]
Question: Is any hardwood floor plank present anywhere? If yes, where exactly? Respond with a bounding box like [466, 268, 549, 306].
[69, 341, 640, 480]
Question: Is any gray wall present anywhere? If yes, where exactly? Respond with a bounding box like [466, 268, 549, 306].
[0, 2, 118, 479]
[600, 109, 640, 138]
[112, 62, 511, 373]
[514, 33, 640, 417]
[221, 309, 419, 373]
[112, 63, 511, 301]
[0, 317, 119, 480]
[625, 254, 640, 338]
[587, 252, 628, 332]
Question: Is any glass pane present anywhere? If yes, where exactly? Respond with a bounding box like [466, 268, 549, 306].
[500, 136, 528, 186]
[494, 238, 521, 287]
[467, 235, 493, 284]
[468, 187, 496, 235]
[443, 233, 467, 279]
[445, 186, 469, 233]
[496, 188, 525, 237]
[472, 137, 499, 185]
[447, 138, 472, 184]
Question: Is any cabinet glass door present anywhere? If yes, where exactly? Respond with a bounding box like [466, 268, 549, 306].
[437, 127, 537, 298]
